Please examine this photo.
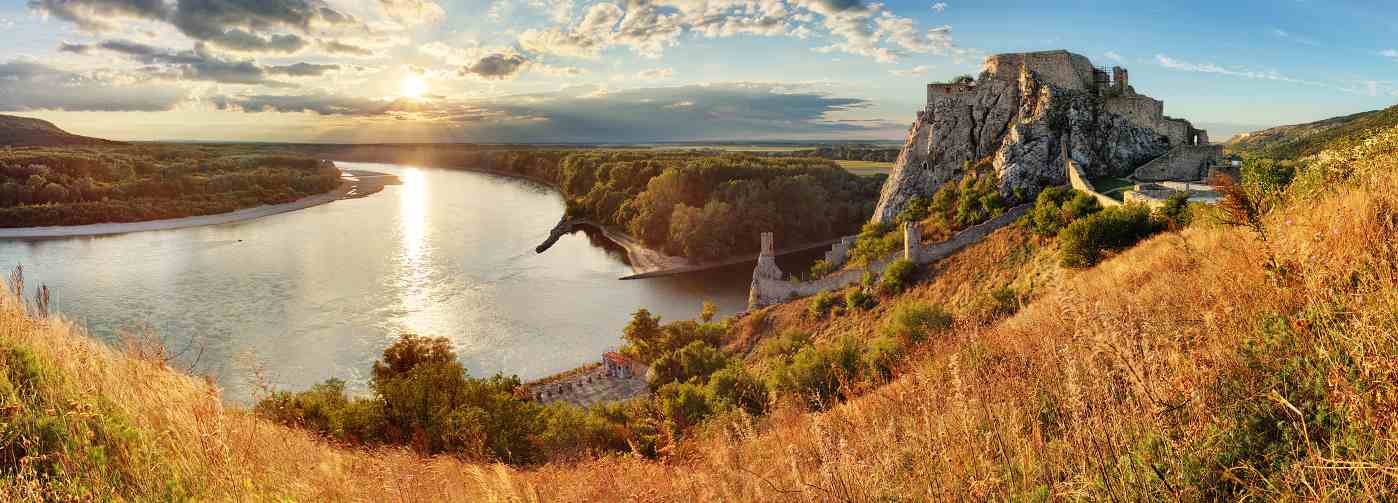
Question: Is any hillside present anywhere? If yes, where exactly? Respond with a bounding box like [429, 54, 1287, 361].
[1226, 104, 1398, 159]
[4, 124, 1398, 499]
[0, 114, 122, 147]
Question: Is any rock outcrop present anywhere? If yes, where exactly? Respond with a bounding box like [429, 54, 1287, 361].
[873, 50, 1208, 223]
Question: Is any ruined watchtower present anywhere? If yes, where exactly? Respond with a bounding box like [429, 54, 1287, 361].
[1112, 66, 1129, 93]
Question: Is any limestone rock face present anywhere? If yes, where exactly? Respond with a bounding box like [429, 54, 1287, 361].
[872, 51, 1191, 223]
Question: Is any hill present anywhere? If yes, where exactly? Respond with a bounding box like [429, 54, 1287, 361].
[0, 114, 122, 147]
[4, 123, 1398, 499]
[1226, 104, 1398, 159]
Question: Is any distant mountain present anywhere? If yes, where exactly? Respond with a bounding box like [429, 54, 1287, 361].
[0, 114, 122, 147]
[1226, 105, 1398, 159]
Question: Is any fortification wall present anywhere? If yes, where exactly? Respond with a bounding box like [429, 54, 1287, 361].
[982, 50, 1096, 91]
[1067, 160, 1122, 208]
[1103, 95, 1194, 146]
[1132, 144, 1223, 182]
[748, 205, 1031, 308]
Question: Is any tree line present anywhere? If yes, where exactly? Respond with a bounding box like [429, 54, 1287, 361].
[0, 146, 341, 227]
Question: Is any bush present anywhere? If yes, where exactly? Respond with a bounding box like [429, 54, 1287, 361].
[648, 341, 732, 389]
[808, 259, 835, 278]
[657, 382, 713, 430]
[1058, 204, 1163, 268]
[879, 259, 916, 294]
[882, 302, 952, 343]
[705, 364, 768, 415]
[863, 336, 905, 381]
[845, 288, 876, 311]
[1032, 186, 1102, 236]
[1240, 158, 1295, 199]
[969, 286, 1024, 324]
[850, 221, 900, 266]
[754, 329, 812, 363]
[1155, 192, 1193, 229]
[808, 291, 841, 318]
[770, 336, 866, 410]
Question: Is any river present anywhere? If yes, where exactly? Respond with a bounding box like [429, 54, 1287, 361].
[0, 162, 814, 402]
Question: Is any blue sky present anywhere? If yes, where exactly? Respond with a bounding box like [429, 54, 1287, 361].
[1, 0, 1394, 142]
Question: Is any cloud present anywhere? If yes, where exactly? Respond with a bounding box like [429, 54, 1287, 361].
[266, 62, 340, 77]
[1104, 51, 1123, 62]
[890, 65, 929, 76]
[635, 67, 674, 80]
[208, 82, 886, 142]
[931, 2, 947, 13]
[1382, 49, 1398, 60]
[379, 0, 446, 25]
[319, 39, 375, 57]
[1154, 53, 1377, 95]
[460, 53, 530, 80]
[518, 0, 966, 63]
[0, 59, 188, 112]
[28, 0, 362, 54]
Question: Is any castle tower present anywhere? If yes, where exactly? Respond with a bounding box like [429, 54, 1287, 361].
[1112, 66, 1129, 93]
[903, 222, 922, 263]
[752, 232, 783, 280]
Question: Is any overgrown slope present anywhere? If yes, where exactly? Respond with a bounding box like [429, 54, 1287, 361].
[1226, 104, 1398, 159]
[0, 115, 121, 147]
[5, 126, 1398, 500]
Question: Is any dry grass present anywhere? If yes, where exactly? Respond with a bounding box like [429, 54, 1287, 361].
[5, 130, 1398, 501]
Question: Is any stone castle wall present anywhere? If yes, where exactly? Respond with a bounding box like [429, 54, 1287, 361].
[1067, 160, 1123, 208]
[1132, 144, 1224, 182]
[749, 205, 1031, 309]
[1103, 95, 1193, 146]
[982, 50, 1096, 91]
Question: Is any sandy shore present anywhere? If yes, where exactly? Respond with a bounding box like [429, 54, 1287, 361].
[0, 169, 397, 239]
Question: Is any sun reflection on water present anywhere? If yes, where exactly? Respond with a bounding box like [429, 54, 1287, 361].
[395, 167, 433, 333]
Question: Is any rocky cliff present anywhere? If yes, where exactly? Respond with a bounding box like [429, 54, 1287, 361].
[873, 50, 1201, 223]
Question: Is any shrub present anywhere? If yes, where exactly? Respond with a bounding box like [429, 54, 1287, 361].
[863, 335, 905, 381]
[1058, 204, 1163, 268]
[657, 382, 713, 430]
[969, 286, 1024, 324]
[754, 329, 812, 363]
[845, 288, 876, 311]
[1155, 192, 1193, 229]
[1032, 186, 1102, 236]
[1240, 158, 1295, 199]
[769, 336, 866, 410]
[808, 259, 835, 278]
[808, 291, 841, 318]
[882, 302, 953, 343]
[705, 364, 768, 415]
[850, 221, 900, 266]
[648, 341, 733, 389]
[879, 259, 916, 294]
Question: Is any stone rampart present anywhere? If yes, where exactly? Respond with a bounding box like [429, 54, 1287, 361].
[1067, 159, 1122, 208]
[1132, 144, 1223, 182]
[748, 205, 1031, 309]
[982, 50, 1096, 91]
[1103, 95, 1193, 146]
[823, 236, 855, 269]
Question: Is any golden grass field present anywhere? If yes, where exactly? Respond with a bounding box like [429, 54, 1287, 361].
[834, 159, 895, 176]
[4, 128, 1398, 501]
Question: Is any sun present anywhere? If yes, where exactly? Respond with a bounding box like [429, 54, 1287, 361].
[401, 75, 427, 99]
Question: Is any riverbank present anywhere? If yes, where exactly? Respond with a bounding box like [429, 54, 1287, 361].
[0, 168, 397, 239]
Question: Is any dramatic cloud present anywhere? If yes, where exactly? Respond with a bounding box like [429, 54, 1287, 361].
[266, 62, 340, 77]
[80, 39, 337, 86]
[319, 39, 375, 56]
[28, 0, 362, 54]
[518, 0, 964, 63]
[460, 53, 530, 80]
[0, 60, 188, 112]
[379, 0, 445, 25]
[209, 82, 887, 142]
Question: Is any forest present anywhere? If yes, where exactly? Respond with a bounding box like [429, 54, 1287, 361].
[0, 145, 341, 227]
[324, 146, 886, 262]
